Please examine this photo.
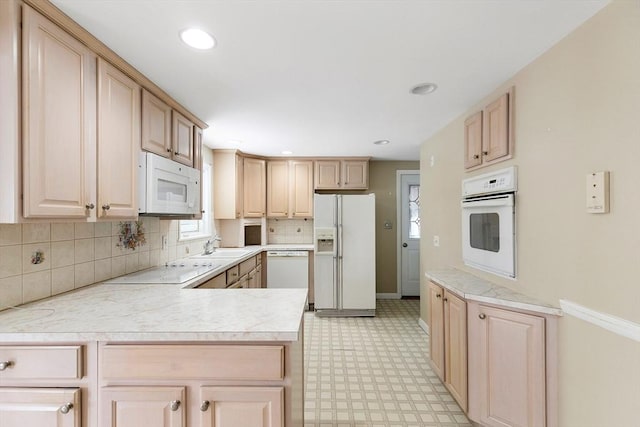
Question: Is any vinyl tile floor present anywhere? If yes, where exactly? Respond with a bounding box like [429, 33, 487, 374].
[303, 299, 473, 427]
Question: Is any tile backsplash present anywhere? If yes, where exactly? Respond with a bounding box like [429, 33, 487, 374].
[0, 216, 303, 311]
[0, 218, 170, 311]
[267, 218, 313, 244]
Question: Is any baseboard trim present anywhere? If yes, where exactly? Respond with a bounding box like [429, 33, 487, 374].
[418, 317, 429, 335]
[559, 299, 640, 343]
[376, 293, 401, 299]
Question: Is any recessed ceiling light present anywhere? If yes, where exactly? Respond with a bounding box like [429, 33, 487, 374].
[281, 150, 293, 155]
[410, 83, 438, 95]
[180, 28, 215, 50]
[373, 140, 390, 146]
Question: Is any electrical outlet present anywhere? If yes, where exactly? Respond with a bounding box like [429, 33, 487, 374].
[433, 235, 440, 247]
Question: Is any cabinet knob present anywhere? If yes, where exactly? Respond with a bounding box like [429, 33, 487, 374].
[169, 400, 181, 411]
[59, 403, 73, 414]
[0, 361, 13, 371]
[200, 400, 210, 412]
[473, 154, 480, 159]
[167, 148, 172, 153]
[85, 203, 95, 210]
[175, 151, 179, 155]
[482, 151, 489, 156]
[479, 313, 486, 320]
[443, 297, 448, 302]
[102, 204, 111, 211]
[436, 294, 441, 299]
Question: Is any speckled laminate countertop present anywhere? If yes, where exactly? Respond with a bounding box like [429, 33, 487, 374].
[0, 285, 307, 343]
[426, 268, 562, 316]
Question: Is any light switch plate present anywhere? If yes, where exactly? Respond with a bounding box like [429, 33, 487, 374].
[586, 171, 610, 214]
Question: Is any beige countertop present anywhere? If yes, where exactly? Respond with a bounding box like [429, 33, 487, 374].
[426, 268, 562, 316]
[0, 285, 307, 343]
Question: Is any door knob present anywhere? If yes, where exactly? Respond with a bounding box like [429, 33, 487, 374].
[402, 243, 408, 247]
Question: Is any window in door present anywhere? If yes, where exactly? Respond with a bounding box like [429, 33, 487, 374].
[408, 184, 421, 239]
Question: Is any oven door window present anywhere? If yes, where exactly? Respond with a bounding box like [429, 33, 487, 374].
[469, 213, 500, 252]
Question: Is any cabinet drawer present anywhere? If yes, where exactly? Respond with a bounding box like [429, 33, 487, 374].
[226, 265, 240, 285]
[239, 257, 257, 276]
[198, 273, 226, 289]
[101, 345, 284, 381]
[0, 346, 83, 380]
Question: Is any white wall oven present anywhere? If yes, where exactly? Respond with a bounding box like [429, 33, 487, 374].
[461, 167, 517, 278]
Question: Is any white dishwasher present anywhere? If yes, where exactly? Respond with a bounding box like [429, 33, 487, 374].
[266, 251, 309, 291]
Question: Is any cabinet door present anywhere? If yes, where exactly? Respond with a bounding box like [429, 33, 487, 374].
[482, 93, 510, 163]
[314, 160, 341, 189]
[198, 273, 226, 289]
[290, 160, 314, 217]
[0, 388, 80, 427]
[97, 58, 140, 219]
[200, 386, 283, 427]
[22, 6, 96, 219]
[342, 160, 368, 189]
[100, 386, 185, 427]
[243, 158, 266, 218]
[267, 160, 289, 218]
[141, 89, 172, 158]
[213, 151, 243, 219]
[464, 111, 483, 169]
[172, 111, 195, 166]
[468, 303, 546, 427]
[427, 282, 445, 381]
[444, 291, 468, 412]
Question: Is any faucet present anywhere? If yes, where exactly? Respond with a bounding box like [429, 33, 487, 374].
[203, 235, 222, 255]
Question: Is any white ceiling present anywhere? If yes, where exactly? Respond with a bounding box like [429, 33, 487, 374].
[51, 0, 608, 160]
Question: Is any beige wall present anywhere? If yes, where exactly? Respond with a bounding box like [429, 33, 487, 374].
[369, 160, 419, 294]
[419, 1, 640, 425]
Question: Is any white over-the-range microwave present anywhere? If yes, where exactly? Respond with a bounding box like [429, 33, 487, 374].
[138, 152, 201, 216]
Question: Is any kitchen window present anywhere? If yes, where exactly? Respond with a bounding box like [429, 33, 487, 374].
[179, 162, 212, 240]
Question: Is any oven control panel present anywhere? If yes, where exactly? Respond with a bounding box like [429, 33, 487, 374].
[462, 166, 517, 197]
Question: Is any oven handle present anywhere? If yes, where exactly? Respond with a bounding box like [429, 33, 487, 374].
[461, 193, 514, 208]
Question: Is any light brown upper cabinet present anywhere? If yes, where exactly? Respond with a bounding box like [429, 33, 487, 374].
[141, 89, 196, 168]
[213, 150, 244, 219]
[22, 5, 97, 219]
[141, 89, 172, 157]
[314, 158, 369, 190]
[97, 58, 141, 219]
[172, 111, 195, 167]
[267, 160, 314, 218]
[464, 87, 514, 171]
[243, 158, 266, 218]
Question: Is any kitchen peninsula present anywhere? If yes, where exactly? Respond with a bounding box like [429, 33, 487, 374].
[0, 285, 307, 427]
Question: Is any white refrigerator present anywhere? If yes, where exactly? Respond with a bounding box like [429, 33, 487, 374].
[314, 194, 376, 316]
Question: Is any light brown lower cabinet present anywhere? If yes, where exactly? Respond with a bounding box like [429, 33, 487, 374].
[0, 388, 80, 427]
[467, 302, 548, 427]
[429, 282, 557, 427]
[201, 386, 283, 427]
[100, 386, 185, 427]
[99, 343, 299, 427]
[428, 282, 467, 411]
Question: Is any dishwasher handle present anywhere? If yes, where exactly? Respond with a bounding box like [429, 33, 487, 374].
[266, 251, 309, 257]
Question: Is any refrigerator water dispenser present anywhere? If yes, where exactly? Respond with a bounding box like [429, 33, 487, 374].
[315, 227, 336, 255]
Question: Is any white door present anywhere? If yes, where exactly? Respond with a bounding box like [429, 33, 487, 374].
[399, 172, 420, 296]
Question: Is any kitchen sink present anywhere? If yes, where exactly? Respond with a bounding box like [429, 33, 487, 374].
[191, 248, 254, 259]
